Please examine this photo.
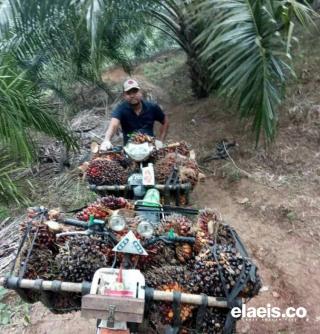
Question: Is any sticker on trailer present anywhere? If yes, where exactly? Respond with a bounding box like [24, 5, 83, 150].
[112, 231, 148, 255]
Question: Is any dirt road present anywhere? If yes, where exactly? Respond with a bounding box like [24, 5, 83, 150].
[3, 62, 320, 334]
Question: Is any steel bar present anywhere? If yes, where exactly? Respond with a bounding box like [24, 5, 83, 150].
[89, 183, 191, 191]
[0, 277, 228, 308]
[152, 290, 228, 308]
[0, 277, 85, 293]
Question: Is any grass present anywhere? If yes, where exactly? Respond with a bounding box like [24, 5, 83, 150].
[142, 51, 186, 81]
[0, 288, 30, 326]
[142, 50, 193, 103]
[29, 170, 97, 211]
[0, 206, 10, 220]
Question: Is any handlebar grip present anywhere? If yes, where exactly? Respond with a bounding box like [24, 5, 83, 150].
[170, 236, 195, 244]
[143, 235, 195, 247]
[62, 218, 88, 229]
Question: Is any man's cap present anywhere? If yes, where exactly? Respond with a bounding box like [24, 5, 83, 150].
[123, 79, 140, 92]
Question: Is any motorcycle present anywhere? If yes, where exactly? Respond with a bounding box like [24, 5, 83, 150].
[2, 200, 251, 334]
[88, 140, 193, 206]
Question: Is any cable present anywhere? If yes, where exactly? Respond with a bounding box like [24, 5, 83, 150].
[222, 141, 252, 178]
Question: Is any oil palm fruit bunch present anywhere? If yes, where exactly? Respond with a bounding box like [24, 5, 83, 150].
[76, 196, 132, 221]
[96, 151, 132, 170]
[197, 210, 236, 246]
[200, 308, 229, 334]
[179, 159, 199, 187]
[129, 132, 155, 144]
[20, 220, 56, 250]
[214, 224, 236, 246]
[157, 142, 190, 158]
[138, 243, 177, 269]
[86, 159, 128, 185]
[56, 236, 111, 282]
[99, 195, 130, 210]
[132, 244, 162, 270]
[145, 266, 194, 324]
[194, 230, 211, 255]
[197, 209, 218, 235]
[175, 243, 193, 263]
[144, 265, 188, 287]
[186, 256, 224, 296]
[155, 153, 199, 186]
[76, 203, 111, 221]
[157, 282, 193, 324]
[188, 244, 260, 299]
[154, 153, 178, 184]
[22, 248, 57, 280]
[161, 214, 194, 236]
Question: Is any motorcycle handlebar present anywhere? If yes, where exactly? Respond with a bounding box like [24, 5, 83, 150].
[60, 216, 197, 250]
[61, 218, 89, 229]
[143, 235, 195, 247]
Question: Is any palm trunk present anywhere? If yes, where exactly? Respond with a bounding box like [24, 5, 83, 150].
[180, 22, 212, 98]
[186, 51, 210, 98]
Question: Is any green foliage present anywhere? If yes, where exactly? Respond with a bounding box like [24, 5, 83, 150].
[196, 0, 318, 144]
[221, 163, 243, 183]
[0, 53, 79, 205]
[28, 168, 97, 210]
[0, 205, 10, 219]
[143, 52, 186, 81]
[0, 149, 29, 205]
[286, 210, 297, 221]
[0, 60, 78, 162]
[0, 0, 318, 147]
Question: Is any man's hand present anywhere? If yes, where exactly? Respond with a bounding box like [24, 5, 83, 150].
[100, 139, 113, 151]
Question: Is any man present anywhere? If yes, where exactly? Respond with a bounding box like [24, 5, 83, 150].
[100, 78, 169, 150]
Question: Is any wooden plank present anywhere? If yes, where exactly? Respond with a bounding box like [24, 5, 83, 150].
[82, 295, 144, 314]
[98, 330, 129, 334]
[81, 309, 143, 323]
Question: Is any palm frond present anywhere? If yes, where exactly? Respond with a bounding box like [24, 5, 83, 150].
[0, 60, 78, 162]
[285, 0, 318, 27]
[0, 148, 29, 205]
[196, 0, 316, 144]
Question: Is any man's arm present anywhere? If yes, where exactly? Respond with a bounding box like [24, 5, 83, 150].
[104, 118, 120, 141]
[100, 118, 120, 150]
[158, 115, 169, 142]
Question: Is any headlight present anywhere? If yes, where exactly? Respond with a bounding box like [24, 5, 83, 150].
[137, 220, 154, 238]
[109, 213, 126, 232]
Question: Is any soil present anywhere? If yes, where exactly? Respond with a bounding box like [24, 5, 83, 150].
[2, 46, 320, 334]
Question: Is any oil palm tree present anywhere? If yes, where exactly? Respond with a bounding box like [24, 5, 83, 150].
[0, 0, 317, 145]
[0, 54, 79, 204]
[195, 0, 317, 144]
[0, 55, 77, 161]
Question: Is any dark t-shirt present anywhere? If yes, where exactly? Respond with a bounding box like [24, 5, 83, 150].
[111, 100, 165, 144]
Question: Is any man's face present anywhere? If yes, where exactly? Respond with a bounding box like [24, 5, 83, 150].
[123, 88, 142, 106]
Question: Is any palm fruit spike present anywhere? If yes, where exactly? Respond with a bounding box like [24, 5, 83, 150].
[154, 152, 199, 186]
[129, 132, 155, 144]
[162, 214, 193, 236]
[20, 219, 56, 250]
[55, 235, 111, 282]
[99, 195, 129, 210]
[175, 243, 193, 263]
[76, 203, 111, 221]
[157, 282, 193, 324]
[157, 141, 190, 159]
[86, 159, 128, 185]
[197, 208, 218, 234]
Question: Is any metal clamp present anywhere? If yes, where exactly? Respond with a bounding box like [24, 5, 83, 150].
[106, 305, 116, 328]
